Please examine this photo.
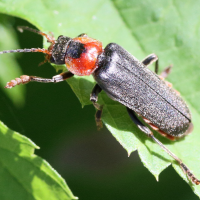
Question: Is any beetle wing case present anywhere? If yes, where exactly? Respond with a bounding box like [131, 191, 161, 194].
[93, 43, 191, 137]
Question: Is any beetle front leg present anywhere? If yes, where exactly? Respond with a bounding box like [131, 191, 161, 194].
[126, 107, 200, 185]
[90, 84, 103, 130]
[5, 71, 74, 88]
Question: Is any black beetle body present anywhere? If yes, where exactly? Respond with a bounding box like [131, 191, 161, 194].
[93, 43, 191, 137]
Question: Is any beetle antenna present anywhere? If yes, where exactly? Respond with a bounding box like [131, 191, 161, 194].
[17, 26, 55, 43]
[0, 48, 51, 55]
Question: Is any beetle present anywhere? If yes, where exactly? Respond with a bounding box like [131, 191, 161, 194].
[0, 26, 199, 185]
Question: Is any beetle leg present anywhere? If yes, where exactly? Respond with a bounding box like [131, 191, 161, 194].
[90, 84, 103, 130]
[77, 33, 88, 38]
[142, 54, 173, 76]
[5, 71, 74, 89]
[127, 107, 153, 136]
[141, 53, 159, 74]
[126, 107, 200, 185]
[158, 65, 181, 95]
[160, 65, 172, 79]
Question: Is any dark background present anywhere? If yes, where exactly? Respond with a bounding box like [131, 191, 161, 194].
[0, 16, 198, 200]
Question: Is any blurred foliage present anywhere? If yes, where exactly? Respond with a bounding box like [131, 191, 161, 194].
[0, 15, 24, 106]
[0, 122, 76, 199]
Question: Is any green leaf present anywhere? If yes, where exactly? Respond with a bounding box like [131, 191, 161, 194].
[0, 15, 25, 106]
[0, 0, 200, 197]
[0, 121, 77, 200]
